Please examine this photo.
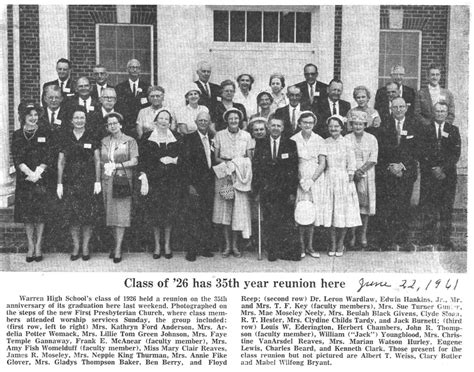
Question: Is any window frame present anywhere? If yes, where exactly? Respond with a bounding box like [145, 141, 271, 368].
[378, 29, 422, 90]
[95, 23, 154, 86]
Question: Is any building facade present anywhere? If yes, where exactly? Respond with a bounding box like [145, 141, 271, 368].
[0, 4, 469, 210]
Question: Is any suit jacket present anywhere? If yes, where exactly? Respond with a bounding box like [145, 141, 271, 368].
[63, 95, 101, 118]
[87, 107, 125, 141]
[195, 80, 221, 115]
[91, 83, 115, 100]
[378, 115, 420, 186]
[38, 105, 69, 132]
[312, 98, 351, 138]
[115, 79, 151, 134]
[179, 131, 215, 197]
[274, 103, 313, 139]
[415, 86, 455, 126]
[375, 84, 416, 115]
[252, 136, 299, 203]
[41, 78, 76, 108]
[294, 80, 328, 107]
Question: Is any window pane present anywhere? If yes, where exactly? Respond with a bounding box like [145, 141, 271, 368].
[402, 33, 419, 55]
[385, 33, 402, 55]
[230, 11, 245, 42]
[134, 50, 150, 71]
[263, 12, 278, 42]
[117, 50, 135, 70]
[214, 10, 228, 42]
[247, 11, 262, 42]
[296, 12, 311, 43]
[134, 27, 150, 49]
[99, 49, 117, 71]
[280, 12, 295, 43]
[117, 27, 133, 49]
[100, 26, 116, 49]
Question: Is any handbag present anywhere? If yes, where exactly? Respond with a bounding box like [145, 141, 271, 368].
[112, 163, 132, 198]
[219, 176, 235, 200]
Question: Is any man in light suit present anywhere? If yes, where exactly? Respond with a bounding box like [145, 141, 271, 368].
[415, 64, 455, 126]
[195, 61, 221, 117]
[180, 112, 216, 261]
[274, 85, 312, 139]
[419, 102, 460, 249]
[91, 64, 114, 100]
[41, 58, 76, 107]
[375, 65, 416, 116]
[252, 117, 299, 261]
[377, 97, 421, 250]
[313, 79, 351, 138]
[115, 59, 151, 136]
[294, 63, 328, 107]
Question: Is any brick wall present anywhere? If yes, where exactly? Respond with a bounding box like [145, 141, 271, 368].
[19, 5, 40, 104]
[333, 5, 342, 79]
[380, 5, 449, 87]
[68, 5, 157, 84]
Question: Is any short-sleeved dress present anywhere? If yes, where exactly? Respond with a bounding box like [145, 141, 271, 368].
[291, 131, 327, 226]
[100, 134, 138, 227]
[60, 129, 99, 225]
[11, 127, 52, 223]
[212, 129, 252, 232]
[176, 105, 209, 133]
[346, 131, 378, 216]
[138, 129, 182, 226]
[323, 136, 361, 228]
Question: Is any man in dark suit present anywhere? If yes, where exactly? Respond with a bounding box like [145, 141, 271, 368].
[375, 65, 416, 117]
[253, 117, 299, 261]
[274, 85, 312, 139]
[415, 64, 455, 126]
[87, 87, 124, 140]
[39, 85, 69, 131]
[195, 61, 221, 117]
[91, 64, 114, 100]
[376, 97, 421, 250]
[115, 59, 150, 136]
[313, 79, 350, 138]
[180, 112, 216, 261]
[63, 76, 100, 118]
[41, 58, 76, 107]
[294, 63, 328, 107]
[419, 102, 460, 249]
[375, 81, 401, 128]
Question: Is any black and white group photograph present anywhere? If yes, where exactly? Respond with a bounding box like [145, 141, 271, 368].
[0, 3, 469, 273]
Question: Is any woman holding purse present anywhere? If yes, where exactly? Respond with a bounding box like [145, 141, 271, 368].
[100, 112, 138, 263]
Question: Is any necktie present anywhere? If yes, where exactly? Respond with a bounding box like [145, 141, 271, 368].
[332, 102, 337, 115]
[437, 124, 442, 140]
[83, 99, 88, 111]
[396, 121, 402, 145]
[202, 135, 211, 168]
[100, 86, 104, 96]
[60, 81, 64, 92]
[204, 83, 210, 97]
[132, 83, 136, 97]
[272, 140, 277, 160]
[51, 111, 55, 125]
[291, 108, 296, 129]
[309, 84, 314, 102]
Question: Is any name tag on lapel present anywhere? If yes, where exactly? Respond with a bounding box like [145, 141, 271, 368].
[54, 119, 62, 125]
[140, 97, 148, 105]
[63, 87, 70, 93]
[84, 143, 92, 149]
[281, 153, 289, 159]
[401, 130, 408, 136]
[442, 131, 449, 138]
[314, 91, 320, 97]
[88, 106, 95, 111]
[406, 135, 414, 139]
[37, 137, 46, 143]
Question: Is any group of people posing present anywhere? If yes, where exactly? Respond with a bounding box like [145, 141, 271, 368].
[12, 59, 460, 263]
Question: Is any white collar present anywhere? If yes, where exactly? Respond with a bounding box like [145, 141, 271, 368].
[289, 104, 300, 111]
[198, 130, 209, 140]
[148, 128, 176, 145]
[102, 107, 114, 116]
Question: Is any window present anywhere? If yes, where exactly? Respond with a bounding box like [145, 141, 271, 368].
[96, 24, 153, 86]
[378, 30, 421, 90]
[213, 11, 311, 43]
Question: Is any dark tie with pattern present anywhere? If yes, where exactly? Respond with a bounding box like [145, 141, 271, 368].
[332, 102, 337, 115]
[50, 111, 55, 125]
[132, 83, 136, 97]
[272, 140, 277, 160]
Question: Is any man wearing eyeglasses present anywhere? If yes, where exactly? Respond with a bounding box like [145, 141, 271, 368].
[294, 63, 328, 107]
[88, 87, 124, 140]
[91, 64, 114, 100]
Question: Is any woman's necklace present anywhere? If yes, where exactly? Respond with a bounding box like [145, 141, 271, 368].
[23, 125, 38, 141]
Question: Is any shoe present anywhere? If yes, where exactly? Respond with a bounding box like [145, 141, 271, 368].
[164, 253, 173, 259]
[153, 253, 161, 259]
[268, 253, 277, 262]
[301, 251, 306, 259]
[113, 256, 122, 264]
[335, 245, 345, 257]
[222, 247, 232, 258]
[26, 255, 35, 263]
[35, 255, 43, 262]
[201, 251, 214, 258]
[306, 249, 320, 258]
[70, 254, 80, 261]
[233, 247, 242, 258]
[360, 241, 368, 249]
[185, 253, 196, 262]
[82, 255, 90, 261]
[328, 250, 336, 257]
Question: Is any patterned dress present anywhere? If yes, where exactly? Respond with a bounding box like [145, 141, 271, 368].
[323, 136, 362, 228]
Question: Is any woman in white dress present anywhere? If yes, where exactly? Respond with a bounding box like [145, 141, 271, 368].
[324, 115, 361, 256]
[346, 111, 378, 249]
[268, 73, 287, 111]
[176, 86, 209, 134]
[291, 112, 326, 259]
